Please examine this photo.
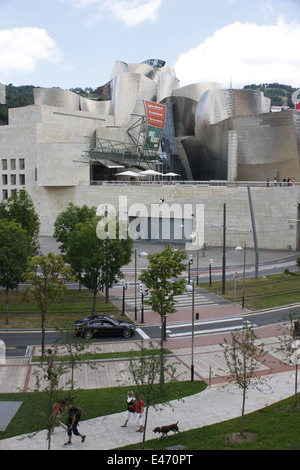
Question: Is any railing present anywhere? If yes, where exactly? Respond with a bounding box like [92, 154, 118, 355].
[79, 180, 300, 188]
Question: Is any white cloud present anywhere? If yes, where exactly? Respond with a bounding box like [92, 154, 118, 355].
[107, 0, 163, 26]
[173, 18, 300, 88]
[0, 27, 62, 75]
[61, 0, 164, 26]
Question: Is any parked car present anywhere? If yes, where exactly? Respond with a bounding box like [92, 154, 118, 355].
[75, 315, 107, 328]
[75, 315, 135, 339]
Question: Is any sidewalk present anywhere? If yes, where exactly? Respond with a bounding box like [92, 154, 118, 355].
[0, 238, 299, 449]
[0, 369, 298, 450]
[0, 320, 297, 450]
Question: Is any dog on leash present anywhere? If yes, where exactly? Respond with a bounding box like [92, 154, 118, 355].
[153, 421, 180, 438]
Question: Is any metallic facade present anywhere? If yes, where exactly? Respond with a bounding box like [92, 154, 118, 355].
[32, 59, 300, 182]
[174, 87, 300, 181]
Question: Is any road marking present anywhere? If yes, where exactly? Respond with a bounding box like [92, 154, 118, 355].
[167, 317, 244, 329]
[168, 324, 248, 338]
[242, 304, 300, 318]
[136, 328, 150, 339]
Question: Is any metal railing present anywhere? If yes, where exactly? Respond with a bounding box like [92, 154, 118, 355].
[80, 180, 300, 188]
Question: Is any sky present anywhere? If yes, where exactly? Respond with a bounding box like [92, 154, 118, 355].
[0, 0, 300, 91]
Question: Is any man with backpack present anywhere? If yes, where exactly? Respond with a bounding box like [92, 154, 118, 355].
[64, 404, 86, 446]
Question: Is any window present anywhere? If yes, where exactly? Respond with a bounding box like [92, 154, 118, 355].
[10, 174, 16, 185]
[19, 158, 25, 170]
[2, 174, 7, 185]
[10, 159, 16, 170]
[2, 159, 7, 170]
[2, 189, 8, 200]
[19, 174, 25, 185]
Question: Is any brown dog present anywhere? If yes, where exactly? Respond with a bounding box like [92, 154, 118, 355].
[153, 421, 180, 438]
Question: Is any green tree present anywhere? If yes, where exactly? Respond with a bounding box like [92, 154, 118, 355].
[0, 190, 40, 254]
[66, 217, 133, 310]
[276, 310, 300, 407]
[24, 253, 75, 356]
[53, 322, 101, 392]
[0, 219, 32, 324]
[118, 341, 179, 450]
[220, 322, 268, 435]
[53, 202, 96, 254]
[139, 244, 187, 392]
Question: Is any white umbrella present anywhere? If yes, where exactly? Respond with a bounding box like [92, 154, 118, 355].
[138, 169, 163, 176]
[116, 171, 139, 177]
[163, 172, 180, 177]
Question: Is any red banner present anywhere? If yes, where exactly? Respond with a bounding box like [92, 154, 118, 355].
[144, 101, 167, 129]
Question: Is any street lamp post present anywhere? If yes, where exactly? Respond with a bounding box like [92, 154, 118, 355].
[209, 259, 213, 287]
[134, 249, 137, 320]
[235, 244, 246, 309]
[188, 254, 193, 284]
[185, 281, 195, 381]
[121, 280, 129, 316]
[134, 250, 148, 321]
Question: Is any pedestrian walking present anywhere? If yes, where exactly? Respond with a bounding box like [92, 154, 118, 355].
[121, 391, 136, 427]
[64, 404, 86, 446]
[135, 395, 144, 432]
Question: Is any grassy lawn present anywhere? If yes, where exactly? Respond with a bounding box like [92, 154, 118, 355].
[2, 272, 300, 449]
[2, 272, 300, 328]
[2, 383, 300, 450]
[120, 395, 300, 451]
[0, 289, 123, 329]
[0, 381, 206, 441]
[200, 272, 300, 311]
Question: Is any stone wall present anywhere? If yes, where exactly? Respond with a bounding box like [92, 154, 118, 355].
[34, 182, 300, 251]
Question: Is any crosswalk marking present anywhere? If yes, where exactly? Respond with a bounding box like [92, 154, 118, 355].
[167, 317, 244, 329]
[167, 318, 254, 339]
[168, 325, 246, 338]
[136, 328, 150, 339]
[124, 293, 217, 311]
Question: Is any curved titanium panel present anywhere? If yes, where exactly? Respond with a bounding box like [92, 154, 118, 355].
[195, 89, 271, 135]
[172, 82, 221, 102]
[110, 73, 157, 126]
[33, 88, 80, 110]
[97, 82, 112, 101]
[110, 60, 130, 80]
[156, 73, 180, 102]
[80, 96, 112, 115]
[161, 96, 197, 137]
[190, 110, 300, 181]
[293, 110, 300, 160]
[180, 136, 227, 180]
[236, 111, 300, 166]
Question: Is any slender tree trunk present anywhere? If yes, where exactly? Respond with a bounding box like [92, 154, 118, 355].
[295, 363, 298, 407]
[41, 277, 48, 357]
[41, 308, 46, 357]
[5, 287, 9, 325]
[241, 387, 246, 435]
[92, 290, 97, 314]
[141, 406, 149, 451]
[160, 315, 165, 394]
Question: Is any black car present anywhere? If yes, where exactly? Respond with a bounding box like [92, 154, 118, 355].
[75, 315, 107, 328]
[75, 315, 135, 339]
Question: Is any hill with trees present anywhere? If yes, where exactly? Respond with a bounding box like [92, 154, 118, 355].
[0, 83, 298, 125]
[244, 83, 297, 108]
[0, 85, 98, 125]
